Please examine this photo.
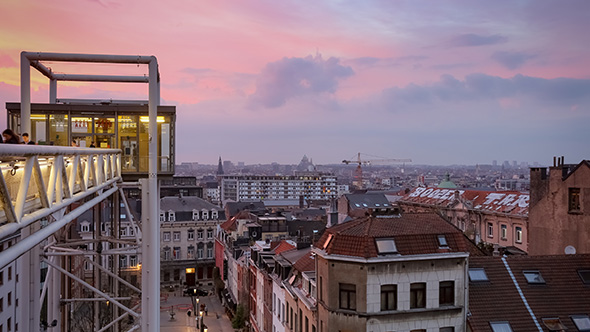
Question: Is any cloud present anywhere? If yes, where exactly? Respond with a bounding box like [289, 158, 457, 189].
[492, 51, 536, 70]
[449, 33, 507, 47]
[381, 73, 590, 107]
[249, 54, 353, 108]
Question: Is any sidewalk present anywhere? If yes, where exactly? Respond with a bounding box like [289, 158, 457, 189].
[160, 290, 234, 332]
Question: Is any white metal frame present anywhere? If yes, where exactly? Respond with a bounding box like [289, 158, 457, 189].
[0, 51, 161, 331]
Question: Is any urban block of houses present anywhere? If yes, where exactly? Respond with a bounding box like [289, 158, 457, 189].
[399, 187, 529, 253]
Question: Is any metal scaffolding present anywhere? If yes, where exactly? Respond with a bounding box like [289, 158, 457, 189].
[0, 51, 162, 331]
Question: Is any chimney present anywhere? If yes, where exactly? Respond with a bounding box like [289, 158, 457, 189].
[553, 156, 557, 167]
[492, 244, 500, 257]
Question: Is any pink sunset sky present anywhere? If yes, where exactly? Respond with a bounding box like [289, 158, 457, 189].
[0, 0, 589, 165]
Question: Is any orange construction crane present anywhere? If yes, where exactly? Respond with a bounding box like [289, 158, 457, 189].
[342, 153, 412, 189]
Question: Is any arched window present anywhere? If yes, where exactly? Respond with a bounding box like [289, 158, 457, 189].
[201, 209, 209, 220]
[168, 210, 175, 222]
[192, 209, 199, 221]
[211, 210, 218, 220]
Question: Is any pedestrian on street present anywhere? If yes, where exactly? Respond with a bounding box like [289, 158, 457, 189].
[204, 304, 208, 316]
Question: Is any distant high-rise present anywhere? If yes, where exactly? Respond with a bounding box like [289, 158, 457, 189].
[492, 160, 498, 167]
[217, 156, 224, 175]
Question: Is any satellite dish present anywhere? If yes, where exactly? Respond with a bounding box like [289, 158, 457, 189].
[565, 245, 576, 255]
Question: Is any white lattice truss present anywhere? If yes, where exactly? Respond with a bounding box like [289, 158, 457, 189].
[0, 145, 142, 330]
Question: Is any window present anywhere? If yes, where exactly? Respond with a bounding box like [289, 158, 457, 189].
[469, 268, 489, 282]
[7, 293, 10, 307]
[7, 267, 10, 281]
[438, 235, 448, 248]
[188, 230, 194, 241]
[163, 248, 171, 260]
[197, 230, 203, 240]
[571, 315, 590, 331]
[130, 256, 137, 267]
[202, 210, 209, 220]
[81, 223, 90, 233]
[578, 270, 590, 284]
[120, 227, 127, 237]
[490, 321, 513, 332]
[207, 229, 213, 239]
[159, 212, 165, 222]
[339, 283, 356, 310]
[487, 223, 493, 238]
[168, 211, 175, 222]
[212, 210, 218, 220]
[192, 210, 199, 221]
[501, 224, 507, 240]
[120, 256, 127, 268]
[515, 227, 522, 243]
[375, 238, 397, 254]
[439, 281, 454, 306]
[380, 284, 397, 311]
[173, 247, 181, 260]
[197, 248, 203, 259]
[187, 246, 195, 259]
[440, 328, 454, 332]
[523, 271, 545, 284]
[569, 188, 581, 212]
[410, 330, 426, 332]
[542, 318, 568, 331]
[163, 232, 171, 242]
[410, 283, 426, 309]
[207, 247, 213, 258]
[0, 271, 3, 286]
[173, 232, 181, 242]
[129, 226, 135, 236]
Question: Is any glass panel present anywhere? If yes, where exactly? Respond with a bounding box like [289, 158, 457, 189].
[31, 114, 47, 144]
[523, 271, 545, 284]
[119, 116, 138, 171]
[94, 117, 115, 134]
[376, 238, 397, 254]
[71, 117, 93, 134]
[95, 135, 114, 148]
[469, 268, 489, 281]
[490, 322, 513, 332]
[49, 114, 68, 146]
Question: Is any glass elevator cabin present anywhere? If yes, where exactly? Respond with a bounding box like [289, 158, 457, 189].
[6, 101, 176, 180]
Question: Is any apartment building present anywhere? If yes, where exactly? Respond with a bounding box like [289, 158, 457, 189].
[313, 213, 483, 332]
[529, 158, 590, 255]
[160, 196, 225, 286]
[400, 188, 529, 253]
[220, 173, 337, 205]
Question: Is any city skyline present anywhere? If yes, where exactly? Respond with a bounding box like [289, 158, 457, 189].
[0, 0, 589, 165]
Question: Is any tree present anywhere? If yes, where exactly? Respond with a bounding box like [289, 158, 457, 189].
[231, 305, 246, 329]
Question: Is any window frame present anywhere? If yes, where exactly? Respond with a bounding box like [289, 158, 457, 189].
[410, 282, 426, 309]
[380, 284, 397, 311]
[500, 224, 507, 240]
[571, 315, 590, 332]
[490, 321, 513, 332]
[487, 222, 494, 238]
[523, 270, 545, 284]
[338, 283, 356, 310]
[469, 268, 489, 282]
[439, 280, 454, 306]
[569, 187, 581, 213]
[515, 226, 523, 243]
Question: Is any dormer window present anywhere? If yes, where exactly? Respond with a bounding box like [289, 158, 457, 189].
[578, 270, 590, 284]
[201, 210, 209, 220]
[192, 209, 199, 221]
[523, 270, 545, 284]
[168, 210, 175, 222]
[375, 238, 397, 254]
[469, 268, 489, 282]
[438, 235, 448, 248]
[159, 212, 165, 222]
[211, 210, 218, 220]
[80, 221, 91, 233]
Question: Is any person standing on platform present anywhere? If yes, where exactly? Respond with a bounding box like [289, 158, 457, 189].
[2, 129, 20, 144]
[22, 133, 35, 145]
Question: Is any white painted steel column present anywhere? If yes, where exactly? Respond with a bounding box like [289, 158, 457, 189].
[145, 56, 161, 330]
[20, 51, 31, 134]
[50, 79, 57, 103]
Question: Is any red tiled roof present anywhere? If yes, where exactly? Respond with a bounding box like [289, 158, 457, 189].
[273, 240, 296, 255]
[220, 210, 257, 232]
[401, 187, 529, 216]
[315, 213, 483, 258]
[469, 254, 590, 332]
[293, 252, 315, 273]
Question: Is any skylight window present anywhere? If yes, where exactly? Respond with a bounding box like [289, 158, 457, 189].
[469, 268, 489, 282]
[490, 321, 513, 332]
[578, 270, 590, 284]
[375, 238, 397, 254]
[438, 235, 448, 247]
[571, 315, 590, 332]
[542, 318, 568, 331]
[523, 271, 545, 284]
